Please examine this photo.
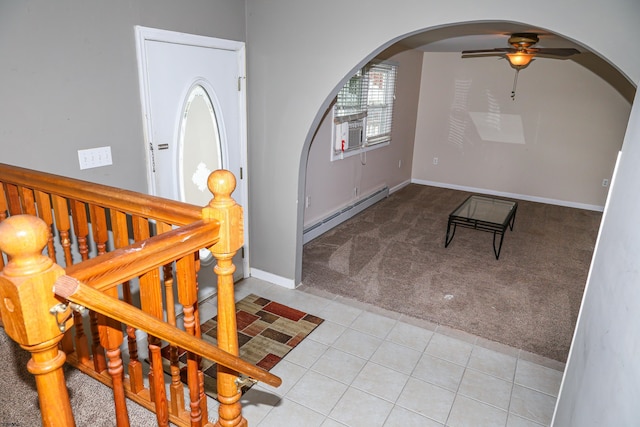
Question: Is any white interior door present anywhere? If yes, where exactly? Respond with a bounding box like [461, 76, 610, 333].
[135, 27, 248, 288]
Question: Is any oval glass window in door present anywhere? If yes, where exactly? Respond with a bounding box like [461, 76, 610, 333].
[179, 84, 222, 265]
[179, 84, 223, 207]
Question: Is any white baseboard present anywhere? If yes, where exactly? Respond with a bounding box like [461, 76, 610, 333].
[250, 268, 297, 289]
[303, 186, 390, 244]
[412, 179, 604, 212]
[389, 179, 411, 194]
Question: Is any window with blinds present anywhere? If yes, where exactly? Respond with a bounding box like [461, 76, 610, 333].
[335, 69, 366, 118]
[364, 62, 397, 144]
[332, 61, 397, 160]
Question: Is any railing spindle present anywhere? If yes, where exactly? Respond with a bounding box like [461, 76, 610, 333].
[70, 200, 107, 373]
[100, 306, 130, 427]
[52, 194, 91, 365]
[0, 183, 8, 221]
[122, 279, 144, 392]
[70, 200, 90, 262]
[163, 263, 186, 416]
[110, 208, 145, 393]
[34, 190, 57, 263]
[5, 183, 21, 215]
[51, 195, 73, 266]
[0, 184, 6, 271]
[192, 257, 209, 422]
[176, 254, 203, 425]
[90, 313, 108, 372]
[19, 186, 37, 216]
[90, 204, 109, 256]
[71, 311, 91, 366]
[132, 215, 164, 401]
[150, 344, 170, 427]
[34, 190, 66, 364]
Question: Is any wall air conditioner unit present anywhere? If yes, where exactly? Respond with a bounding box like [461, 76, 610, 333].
[333, 112, 366, 159]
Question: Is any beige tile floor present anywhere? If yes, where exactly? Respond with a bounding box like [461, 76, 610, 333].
[200, 277, 565, 427]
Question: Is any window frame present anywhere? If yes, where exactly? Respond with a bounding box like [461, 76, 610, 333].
[331, 60, 398, 161]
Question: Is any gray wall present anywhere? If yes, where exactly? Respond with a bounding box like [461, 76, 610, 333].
[0, 0, 245, 192]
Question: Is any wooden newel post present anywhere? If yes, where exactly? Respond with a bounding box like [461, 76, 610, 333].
[0, 214, 76, 427]
[202, 170, 247, 427]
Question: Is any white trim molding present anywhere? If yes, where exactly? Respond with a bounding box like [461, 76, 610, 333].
[412, 179, 605, 212]
[250, 268, 297, 289]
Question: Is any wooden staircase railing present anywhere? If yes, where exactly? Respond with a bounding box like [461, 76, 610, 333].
[0, 163, 280, 427]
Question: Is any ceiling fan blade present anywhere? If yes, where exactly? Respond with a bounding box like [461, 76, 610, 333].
[461, 48, 513, 55]
[461, 53, 505, 59]
[527, 48, 580, 57]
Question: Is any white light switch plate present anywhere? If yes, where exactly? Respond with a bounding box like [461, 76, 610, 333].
[78, 146, 113, 170]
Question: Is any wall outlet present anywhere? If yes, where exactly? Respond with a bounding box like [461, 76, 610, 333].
[398, 159, 402, 169]
[602, 178, 609, 187]
[305, 196, 310, 208]
[78, 146, 113, 170]
[433, 157, 439, 165]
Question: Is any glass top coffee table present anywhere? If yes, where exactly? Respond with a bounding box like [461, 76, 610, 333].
[445, 195, 518, 259]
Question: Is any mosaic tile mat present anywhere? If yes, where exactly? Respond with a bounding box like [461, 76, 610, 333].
[161, 293, 324, 399]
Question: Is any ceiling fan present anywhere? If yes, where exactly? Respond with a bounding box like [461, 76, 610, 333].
[462, 33, 581, 99]
[462, 33, 580, 68]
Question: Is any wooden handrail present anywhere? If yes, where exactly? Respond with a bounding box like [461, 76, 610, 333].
[53, 275, 281, 388]
[0, 163, 201, 224]
[65, 219, 220, 292]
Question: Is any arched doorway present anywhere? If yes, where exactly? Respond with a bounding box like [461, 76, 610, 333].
[299, 21, 634, 360]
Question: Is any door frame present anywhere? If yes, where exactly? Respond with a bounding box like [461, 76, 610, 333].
[134, 26, 249, 278]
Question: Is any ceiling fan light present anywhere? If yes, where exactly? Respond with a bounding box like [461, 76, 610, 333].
[506, 52, 534, 68]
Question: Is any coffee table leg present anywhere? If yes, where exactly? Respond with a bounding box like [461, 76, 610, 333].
[509, 208, 517, 231]
[445, 221, 456, 247]
[493, 231, 505, 259]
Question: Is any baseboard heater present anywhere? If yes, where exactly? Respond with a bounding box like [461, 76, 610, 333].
[303, 186, 389, 244]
